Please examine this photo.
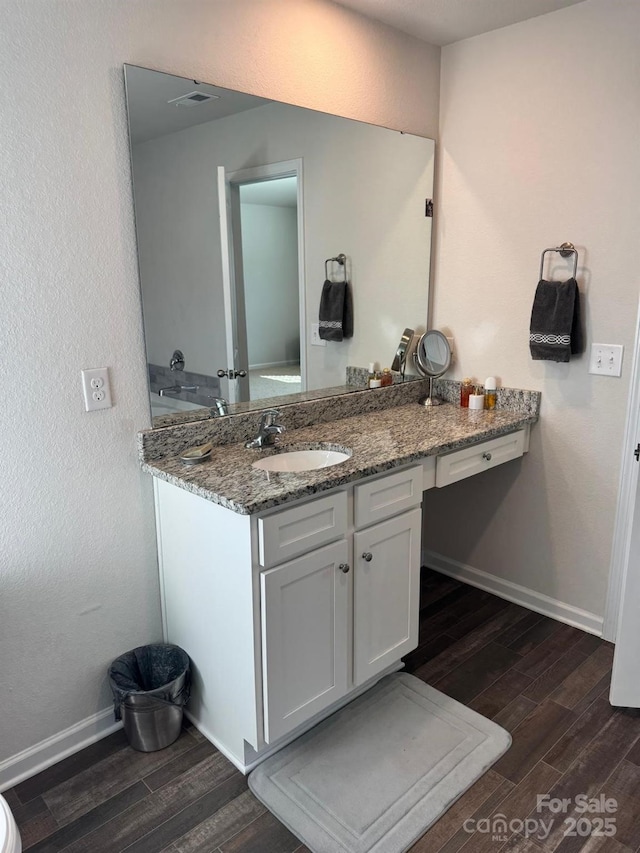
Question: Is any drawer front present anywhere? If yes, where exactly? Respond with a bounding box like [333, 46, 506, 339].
[258, 491, 347, 568]
[354, 465, 423, 530]
[436, 429, 526, 488]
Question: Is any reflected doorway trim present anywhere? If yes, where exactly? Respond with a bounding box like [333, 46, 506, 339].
[218, 159, 306, 404]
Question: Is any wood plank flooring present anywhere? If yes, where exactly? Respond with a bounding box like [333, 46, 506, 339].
[7, 569, 640, 853]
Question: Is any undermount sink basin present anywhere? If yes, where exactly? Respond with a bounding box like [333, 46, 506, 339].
[252, 446, 352, 473]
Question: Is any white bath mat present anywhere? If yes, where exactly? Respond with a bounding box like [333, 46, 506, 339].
[248, 673, 511, 853]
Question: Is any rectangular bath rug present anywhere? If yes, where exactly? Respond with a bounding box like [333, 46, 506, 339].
[248, 672, 511, 853]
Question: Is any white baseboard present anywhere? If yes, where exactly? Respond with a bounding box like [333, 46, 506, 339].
[249, 360, 299, 371]
[0, 708, 122, 793]
[423, 550, 604, 637]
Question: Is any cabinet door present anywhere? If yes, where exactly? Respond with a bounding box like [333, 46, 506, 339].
[353, 508, 421, 686]
[260, 539, 349, 744]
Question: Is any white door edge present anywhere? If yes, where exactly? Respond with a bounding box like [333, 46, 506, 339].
[217, 164, 238, 403]
[603, 295, 640, 642]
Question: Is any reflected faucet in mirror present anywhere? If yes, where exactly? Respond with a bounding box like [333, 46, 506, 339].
[124, 64, 435, 427]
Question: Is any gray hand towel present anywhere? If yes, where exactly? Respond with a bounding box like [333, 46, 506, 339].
[529, 277, 582, 362]
[319, 280, 353, 342]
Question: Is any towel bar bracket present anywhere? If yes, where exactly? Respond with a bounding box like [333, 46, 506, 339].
[539, 242, 578, 280]
[325, 253, 347, 282]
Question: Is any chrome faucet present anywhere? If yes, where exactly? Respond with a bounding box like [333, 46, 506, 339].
[209, 397, 230, 417]
[245, 409, 286, 449]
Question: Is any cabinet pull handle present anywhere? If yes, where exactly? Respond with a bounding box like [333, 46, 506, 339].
[362, 552, 373, 562]
[482, 451, 492, 461]
[338, 563, 350, 574]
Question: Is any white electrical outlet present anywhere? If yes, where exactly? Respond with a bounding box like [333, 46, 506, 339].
[588, 343, 624, 377]
[81, 367, 113, 411]
[311, 323, 326, 347]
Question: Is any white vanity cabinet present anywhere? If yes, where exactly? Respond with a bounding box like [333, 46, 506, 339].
[154, 463, 423, 773]
[153, 428, 529, 773]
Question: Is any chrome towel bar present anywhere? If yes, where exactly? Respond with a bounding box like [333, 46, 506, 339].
[539, 242, 578, 280]
[325, 253, 347, 282]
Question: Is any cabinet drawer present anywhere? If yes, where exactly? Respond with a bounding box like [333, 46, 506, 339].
[436, 430, 525, 488]
[354, 465, 422, 530]
[258, 491, 347, 568]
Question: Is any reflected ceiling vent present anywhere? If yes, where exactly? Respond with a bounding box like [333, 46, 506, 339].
[167, 91, 220, 108]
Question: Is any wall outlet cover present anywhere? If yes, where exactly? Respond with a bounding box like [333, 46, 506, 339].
[81, 367, 113, 411]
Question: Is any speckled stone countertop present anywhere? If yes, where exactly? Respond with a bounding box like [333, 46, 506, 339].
[142, 402, 537, 516]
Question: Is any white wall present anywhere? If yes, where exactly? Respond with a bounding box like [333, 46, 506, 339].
[132, 135, 229, 375]
[241, 202, 300, 368]
[0, 0, 439, 767]
[427, 0, 640, 619]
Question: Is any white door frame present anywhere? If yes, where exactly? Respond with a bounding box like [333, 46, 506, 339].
[603, 296, 640, 642]
[218, 158, 307, 401]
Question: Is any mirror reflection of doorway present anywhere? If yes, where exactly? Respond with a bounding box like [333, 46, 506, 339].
[238, 176, 302, 401]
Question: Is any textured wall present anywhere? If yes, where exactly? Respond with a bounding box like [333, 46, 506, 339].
[426, 0, 640, 618]
[0, 0, 440, 762]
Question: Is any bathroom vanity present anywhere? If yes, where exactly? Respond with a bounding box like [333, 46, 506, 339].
[142, 385, 537, 773]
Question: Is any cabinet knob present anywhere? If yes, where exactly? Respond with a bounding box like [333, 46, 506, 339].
[362, 552, 373, 562]
[338, 563, 350, 574]
[482, 451, 492, 461]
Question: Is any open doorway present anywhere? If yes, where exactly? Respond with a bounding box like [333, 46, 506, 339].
[238, 176, 302, 400]
[218, 159, 306, 404]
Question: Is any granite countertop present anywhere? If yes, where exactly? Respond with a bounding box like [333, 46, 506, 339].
[142, 402, 536, 516]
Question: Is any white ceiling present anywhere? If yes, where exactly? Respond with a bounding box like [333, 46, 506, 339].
[125, 65, 270, 144]
[332, 0, 587, 46]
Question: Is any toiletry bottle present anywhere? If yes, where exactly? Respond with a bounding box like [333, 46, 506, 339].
[460, 378, 473, 407]
[368, 363, 382, 388]
[484, 377, 497, 410]
[469, 388, 485, 410]
[381, 368, 393, 387]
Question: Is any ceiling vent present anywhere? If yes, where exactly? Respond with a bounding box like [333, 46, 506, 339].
[167, 91, 219, 108]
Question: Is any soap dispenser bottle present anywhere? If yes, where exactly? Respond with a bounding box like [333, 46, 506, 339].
[368, 363, 382, 388]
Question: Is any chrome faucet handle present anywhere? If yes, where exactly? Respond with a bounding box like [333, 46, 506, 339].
[245, 409, 285, 449]
[170, 350, 185, 372]
[208, 397, 229, 417]
[260, 409, 281, 429]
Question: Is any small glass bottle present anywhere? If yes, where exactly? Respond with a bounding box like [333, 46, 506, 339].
[484, 377, 497, 410]
[381, 368, 393, 387]
[460, 378, 473, 407]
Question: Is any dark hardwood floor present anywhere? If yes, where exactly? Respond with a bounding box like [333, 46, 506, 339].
[7, 570, 640, 853]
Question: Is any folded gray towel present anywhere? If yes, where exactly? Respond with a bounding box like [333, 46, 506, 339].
[319, 280, 353, 342]
[529, 277, 582, 362]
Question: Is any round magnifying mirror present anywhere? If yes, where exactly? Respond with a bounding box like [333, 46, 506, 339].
[413, 330, 452, 407]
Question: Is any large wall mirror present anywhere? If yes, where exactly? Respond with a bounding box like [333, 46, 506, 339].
[124, 65, 435, 427]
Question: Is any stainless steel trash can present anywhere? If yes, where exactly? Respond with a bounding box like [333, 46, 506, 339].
[121, 694, 184, 752]
[109, 644, 190, 752]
